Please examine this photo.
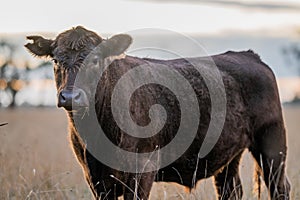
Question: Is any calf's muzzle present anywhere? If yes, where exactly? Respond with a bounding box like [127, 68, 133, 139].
[57, 88, 89, 110]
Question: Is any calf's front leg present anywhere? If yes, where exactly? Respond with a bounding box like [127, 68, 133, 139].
[123, 172, 156, 200]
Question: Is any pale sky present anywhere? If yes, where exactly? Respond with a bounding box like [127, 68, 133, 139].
[0, 0, 299, 35]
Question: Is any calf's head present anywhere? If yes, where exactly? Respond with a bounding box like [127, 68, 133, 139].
[25, 26, 132, 111]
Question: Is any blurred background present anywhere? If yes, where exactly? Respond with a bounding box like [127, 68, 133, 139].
[0, 0, 299, 199]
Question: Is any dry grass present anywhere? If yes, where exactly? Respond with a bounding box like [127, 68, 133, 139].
[0, 108, 91, 200]
[0, 106, 299, 199]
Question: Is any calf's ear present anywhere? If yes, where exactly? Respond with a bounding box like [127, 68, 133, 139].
[25, 36, 54, 57]
[102, 34, 132, 58]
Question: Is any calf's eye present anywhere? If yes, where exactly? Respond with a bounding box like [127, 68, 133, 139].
[52, 59, 58, 64]
[92, 58, 98, 65]
[89, 55, 99, 65]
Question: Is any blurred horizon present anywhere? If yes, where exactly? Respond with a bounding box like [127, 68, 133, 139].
[1, 31, 300, 107]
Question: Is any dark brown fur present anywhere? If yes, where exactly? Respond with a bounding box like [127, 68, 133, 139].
[25, 26, 290, 200]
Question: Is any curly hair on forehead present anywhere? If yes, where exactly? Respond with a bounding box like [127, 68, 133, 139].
[54, 26, 103, 51]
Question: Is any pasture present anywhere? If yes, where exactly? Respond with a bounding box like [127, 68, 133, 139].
[0, 106, 299, 199]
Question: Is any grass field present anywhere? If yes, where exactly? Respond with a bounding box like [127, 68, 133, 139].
[0, 106, 299, 199]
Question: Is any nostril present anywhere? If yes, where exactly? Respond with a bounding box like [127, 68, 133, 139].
[60, 92, 66, 101]
[74, 91, 81, 101]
